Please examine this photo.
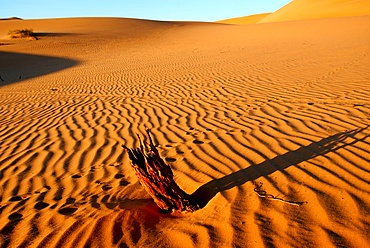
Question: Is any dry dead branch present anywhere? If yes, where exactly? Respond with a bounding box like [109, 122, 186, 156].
[122, 129, 200, 213]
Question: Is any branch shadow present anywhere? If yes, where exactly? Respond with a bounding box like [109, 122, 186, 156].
[191, 126, 369, 208]
[0, 51, 79, 87]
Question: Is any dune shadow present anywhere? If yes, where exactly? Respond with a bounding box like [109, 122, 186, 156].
[192, 126, 369, 208]
[33, 32, 76, 37]
[0, 51, 79, 87]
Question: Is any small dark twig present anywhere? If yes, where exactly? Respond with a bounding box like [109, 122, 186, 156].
[254, 182, 306, 206]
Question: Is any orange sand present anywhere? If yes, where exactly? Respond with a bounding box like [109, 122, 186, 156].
[218, 0, 370, 26]
[1, 4, 370, 248]
[217, 13, 270, 25]
[259, 0, 370, 23]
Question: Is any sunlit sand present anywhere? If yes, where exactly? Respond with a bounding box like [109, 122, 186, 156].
[1, 0, 370, 247]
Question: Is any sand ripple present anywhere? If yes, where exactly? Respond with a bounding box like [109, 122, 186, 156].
[1, 15, 370, 247]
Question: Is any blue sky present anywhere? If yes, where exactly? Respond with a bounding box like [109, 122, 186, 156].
[2, 0, 291, 21]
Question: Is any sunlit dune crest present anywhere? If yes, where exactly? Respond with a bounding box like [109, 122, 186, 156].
[217, 13, 271, 25]
[259, 0, 370, 23]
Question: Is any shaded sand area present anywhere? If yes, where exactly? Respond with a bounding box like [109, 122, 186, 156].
[1, 13, 370, 248]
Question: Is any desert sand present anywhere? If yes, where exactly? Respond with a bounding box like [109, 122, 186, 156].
[219, 0, 370, 25]
[1, 2, 370, 248]
[259, 0, 370, 23]
[217, 13, 270, 25]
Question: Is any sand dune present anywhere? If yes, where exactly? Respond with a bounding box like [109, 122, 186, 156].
[217, 0, 370, 25]
[1, 13, 370, 248]
[259, 0, 370, 23]
[217, 13, 270, 25]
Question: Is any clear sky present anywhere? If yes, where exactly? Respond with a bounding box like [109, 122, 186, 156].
[2, 0, 291, 22]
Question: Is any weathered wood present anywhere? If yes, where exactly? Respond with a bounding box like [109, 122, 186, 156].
[122, 129, 200, 213]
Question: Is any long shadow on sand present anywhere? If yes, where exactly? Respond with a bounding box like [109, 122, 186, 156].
[191, 126, 369, 208]
[0, 51, 79, 86]
[33, 32, 75, 37]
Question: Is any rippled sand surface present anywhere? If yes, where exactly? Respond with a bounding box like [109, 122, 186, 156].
[1, 14, 370, 248]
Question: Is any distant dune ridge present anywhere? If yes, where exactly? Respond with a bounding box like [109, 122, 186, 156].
[1, 0, 370, 247]
[0, 17, 23, 21]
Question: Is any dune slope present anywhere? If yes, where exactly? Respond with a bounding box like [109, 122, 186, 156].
[259, 0, 370, 23]
[1, 15, 370, 248]
[217, 13, 270, 25]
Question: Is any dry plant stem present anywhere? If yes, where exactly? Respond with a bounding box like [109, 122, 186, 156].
[254, 182, 306, 206]
[122, 129, 200, 213]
